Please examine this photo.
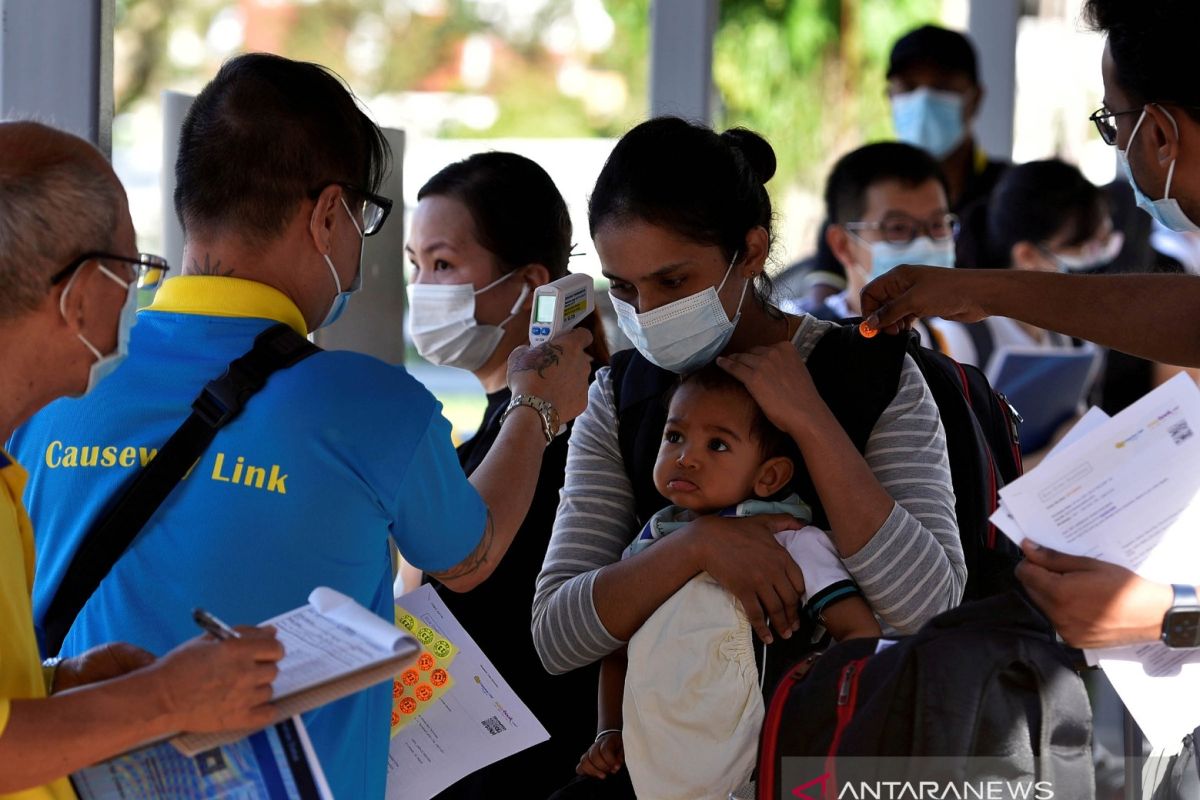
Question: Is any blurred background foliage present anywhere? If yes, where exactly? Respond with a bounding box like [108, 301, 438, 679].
[113, 0, 941, 195]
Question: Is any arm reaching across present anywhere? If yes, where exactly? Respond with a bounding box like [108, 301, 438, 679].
[861, 267, 1200, 368]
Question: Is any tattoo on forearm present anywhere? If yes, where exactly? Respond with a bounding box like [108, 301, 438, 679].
[510, 343, 563, 379]
[188, 253, 235, 277]
[429, 509, 494, 584]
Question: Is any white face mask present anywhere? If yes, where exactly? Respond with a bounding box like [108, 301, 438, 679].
[407, 271, 530, 371]
[1046, 231, 1125, 273]
[611, 252, 749, 374]
[61, 264, 138, 395]
[1119, 107, 1200, 234]
[849, 234, 956, 281]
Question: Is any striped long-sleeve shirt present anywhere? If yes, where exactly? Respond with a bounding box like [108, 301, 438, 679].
[532, 315, 965, 675]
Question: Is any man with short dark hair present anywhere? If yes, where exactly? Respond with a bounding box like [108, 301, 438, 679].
[886, 24, 1008, 213]
[785, 142, 954, 347]
[8, 54, 591, 799]
[0, 120, 284, 799]
[864, 4, 1200, 784]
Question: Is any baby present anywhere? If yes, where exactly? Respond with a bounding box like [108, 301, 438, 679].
[577, 364, 880, 800]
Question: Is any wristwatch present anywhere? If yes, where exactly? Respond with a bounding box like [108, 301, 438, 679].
[500, 394, 560, 445]
[1161, 584, 1200, 649]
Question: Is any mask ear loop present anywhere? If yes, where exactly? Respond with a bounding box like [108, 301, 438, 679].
[1157, 106, 1182, 201]
[716, 250, 753, 320]
[499, 283, 531, 328]
[59, 260, 128, 361]
[474, 269, 517, 296]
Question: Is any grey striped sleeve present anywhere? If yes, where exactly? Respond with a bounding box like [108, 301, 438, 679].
[842, 353, 966, 634]
[532, 368, 634, 675]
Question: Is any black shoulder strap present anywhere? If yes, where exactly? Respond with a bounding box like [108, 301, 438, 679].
[610, 348, 677, 526]
[42, 323, 320, 655]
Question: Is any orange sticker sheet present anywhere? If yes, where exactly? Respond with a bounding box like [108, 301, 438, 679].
[390, 606, 460, 735]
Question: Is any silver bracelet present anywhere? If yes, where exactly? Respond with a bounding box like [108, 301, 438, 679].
[594, 728, 621, 743]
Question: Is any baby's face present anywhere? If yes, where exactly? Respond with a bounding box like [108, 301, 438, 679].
[653, 383, 765, 514]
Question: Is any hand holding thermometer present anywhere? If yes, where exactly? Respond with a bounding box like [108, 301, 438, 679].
[529, 273, 595, 345]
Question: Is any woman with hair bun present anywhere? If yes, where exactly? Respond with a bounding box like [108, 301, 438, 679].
[406, 151, 606, 800]
[534, 118, 963, 798]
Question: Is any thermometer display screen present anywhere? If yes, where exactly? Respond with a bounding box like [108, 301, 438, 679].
[535, 295, 557, 323]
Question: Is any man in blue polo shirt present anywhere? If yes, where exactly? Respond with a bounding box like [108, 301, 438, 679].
[8, 54, 591, 800]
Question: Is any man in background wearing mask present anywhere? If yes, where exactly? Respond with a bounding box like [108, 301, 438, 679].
[7, 55, 591, 800]
[887, 24, 1008, 215]
[786, 142, 954, 350]
[864, 1, 1200, 791]
[0, 121, 285, 799]
[774, 25, 1002, 315]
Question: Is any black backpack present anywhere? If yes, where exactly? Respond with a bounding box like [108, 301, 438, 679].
[899, 330, 1025, 601]
[755, 591, 1094, 800]
[609, 321, 1025, 605]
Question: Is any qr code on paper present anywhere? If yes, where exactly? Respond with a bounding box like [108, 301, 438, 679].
[1169, 420, 1194, 446]
[482, 716, 507, 736]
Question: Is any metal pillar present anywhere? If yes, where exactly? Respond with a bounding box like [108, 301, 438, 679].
[968, 0, 1019, 160]
[161, 91, 194, 275]
[649, 0, 718, 123]
[0, 0, 113, 154]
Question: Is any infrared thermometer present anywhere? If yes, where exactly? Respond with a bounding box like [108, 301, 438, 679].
[529, 273, 595, 345]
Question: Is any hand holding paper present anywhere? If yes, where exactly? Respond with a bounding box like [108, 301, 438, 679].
[1015, 541, 1173, 649]
[989, 373, 1200, 750]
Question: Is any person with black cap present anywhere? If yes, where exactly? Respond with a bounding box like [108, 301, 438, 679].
[887, 24, 1009, 213]
[776, 25, 1009, 315]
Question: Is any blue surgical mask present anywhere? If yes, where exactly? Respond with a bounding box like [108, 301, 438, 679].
[1118, 107, 1200, 234]
[612, 251, 749, 374]
[61, 264, 139, 395]
[891, 88, 967, 160]
[851, 234, 956, 281]
[318, 197, 365, 329]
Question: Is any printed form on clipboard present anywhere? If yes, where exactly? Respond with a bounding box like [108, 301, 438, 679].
[176, 586, 421, 755]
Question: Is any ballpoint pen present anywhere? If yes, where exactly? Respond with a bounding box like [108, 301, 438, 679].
[193, 607, 241, 640]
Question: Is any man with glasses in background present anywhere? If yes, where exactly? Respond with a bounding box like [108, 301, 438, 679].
[789, 141, 956, 352]
[7, 54, 592, 800]
[0, 120, 286, 799]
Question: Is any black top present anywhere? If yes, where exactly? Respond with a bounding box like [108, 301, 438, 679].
[430, 388, 600, 800]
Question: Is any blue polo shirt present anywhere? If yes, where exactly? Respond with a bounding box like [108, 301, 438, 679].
[7, 276, 486, 800]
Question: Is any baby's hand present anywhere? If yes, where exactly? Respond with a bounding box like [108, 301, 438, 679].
[576, 730, 624, 779]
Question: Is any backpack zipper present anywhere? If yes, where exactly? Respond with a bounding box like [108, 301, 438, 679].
[824, 657, 869, 796]
[757, 659, 814, 800]
[997, 392, 1024, 476]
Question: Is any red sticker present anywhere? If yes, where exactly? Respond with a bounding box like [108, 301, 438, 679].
[418, 652, 436, 671]
[431, 668, 449, 687]
[415, 684, 434, 702]
[399, 697, 418, 715]
[401, 669, 420, 686]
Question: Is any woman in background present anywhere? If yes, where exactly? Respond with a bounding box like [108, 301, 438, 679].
[406, 151, 608, 799]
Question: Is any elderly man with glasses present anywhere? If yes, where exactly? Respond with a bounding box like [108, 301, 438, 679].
[0, 120, 286, 798]
[7, 54, 592, 800]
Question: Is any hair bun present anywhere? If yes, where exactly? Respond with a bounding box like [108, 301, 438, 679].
[720, 128, 777, 185]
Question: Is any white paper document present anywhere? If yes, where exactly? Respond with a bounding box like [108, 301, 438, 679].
[176, 587, 420, 755]
[385, 584, 549, 800]
[988, 374, 1200, 750]
[269, 586, 416, 698]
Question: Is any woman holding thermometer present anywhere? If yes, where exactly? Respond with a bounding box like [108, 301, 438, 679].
[405, 151, 607, 799]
